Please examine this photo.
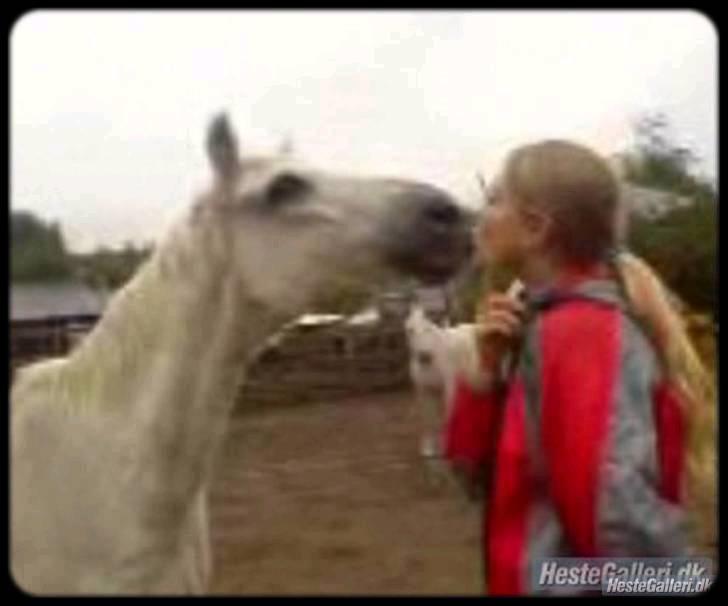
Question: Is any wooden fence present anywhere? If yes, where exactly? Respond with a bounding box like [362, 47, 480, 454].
[11, 310, 715, 407]
[236, 317, 410, 411]
[9, 315, 99, 379]
[9, 312, 412, 407]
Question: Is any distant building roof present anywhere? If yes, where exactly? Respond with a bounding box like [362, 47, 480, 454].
[10, 281, 109, 321]
[622, 184, 694, 219]
[347, 308, 380, 326]
[296, 313, 344, 327]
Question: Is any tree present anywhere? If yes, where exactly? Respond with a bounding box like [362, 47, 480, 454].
[11, 211, 73, 282]
[622, 113, 717, 315]
[73, 242, 154, 291]
[628, 198, 716, 313]
[455, 114, 717, 320]
[622, 113, 715, 202]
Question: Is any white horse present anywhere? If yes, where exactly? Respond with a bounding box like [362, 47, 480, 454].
[405, 280, 527, 486]
[10, 113, 471, 595]
[404, 306, 487, 482]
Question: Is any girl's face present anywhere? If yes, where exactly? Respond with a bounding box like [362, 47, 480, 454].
[474, 176, 546, 271]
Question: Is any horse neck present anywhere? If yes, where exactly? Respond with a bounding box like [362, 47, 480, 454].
[68, 215, 286, 490]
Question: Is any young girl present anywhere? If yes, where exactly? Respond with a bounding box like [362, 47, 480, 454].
[444, 140, 716, 595]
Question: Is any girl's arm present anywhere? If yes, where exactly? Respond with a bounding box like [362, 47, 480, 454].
[443, 375, 504, 498]
[445, 280, 526, 496]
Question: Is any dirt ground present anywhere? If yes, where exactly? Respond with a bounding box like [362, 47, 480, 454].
[208, 391, 484, 596]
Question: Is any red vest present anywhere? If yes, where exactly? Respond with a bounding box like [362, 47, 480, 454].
[444, 279, 688, 595]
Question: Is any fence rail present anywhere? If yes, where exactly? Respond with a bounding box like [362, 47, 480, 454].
[11, 311, 714, 403]
[9, 315, 99, 378]
[9, 314, 412, 406]
[236, 319, 411, 411]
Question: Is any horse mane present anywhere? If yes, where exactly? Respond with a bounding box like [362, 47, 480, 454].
[12, 208, 224, 416]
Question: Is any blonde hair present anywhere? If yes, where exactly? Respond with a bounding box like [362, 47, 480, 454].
[503, 140, 717, 553]
[504, 140, 621, 263]
[615, 252, 716, 554]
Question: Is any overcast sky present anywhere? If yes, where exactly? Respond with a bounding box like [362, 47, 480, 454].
[11, 10, 716, 252]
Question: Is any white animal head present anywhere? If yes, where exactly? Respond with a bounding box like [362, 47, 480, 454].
[195, 113, 472, 316]
[404, 305, 445, 354]
[406, 304, 489, 395]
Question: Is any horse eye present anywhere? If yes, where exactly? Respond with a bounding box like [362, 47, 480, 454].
[266, 173, 312, 208]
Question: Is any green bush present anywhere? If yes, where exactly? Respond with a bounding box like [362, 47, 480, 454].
[72, 243, 153, 291]
[622, 113, 717, 316]
[11, 211, 73, 282]
[627, 198, 716, 315]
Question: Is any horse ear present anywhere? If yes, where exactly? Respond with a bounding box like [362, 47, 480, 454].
[278, 132, 294, 157]
[207, 112, 240, 181]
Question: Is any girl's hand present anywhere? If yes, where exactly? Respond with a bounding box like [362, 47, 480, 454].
[475, 282, 527, 374]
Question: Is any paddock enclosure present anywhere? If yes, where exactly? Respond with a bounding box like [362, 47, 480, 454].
[10, 293, 487, 595]
[209, 392, 483, 595]
[9, 292, 716, 594]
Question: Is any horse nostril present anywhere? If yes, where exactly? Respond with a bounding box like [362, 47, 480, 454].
[422, 197, 462, 227]
[387, 185, 469, 284]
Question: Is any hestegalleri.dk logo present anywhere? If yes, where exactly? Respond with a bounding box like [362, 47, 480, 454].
[531, 557, 714, 595]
